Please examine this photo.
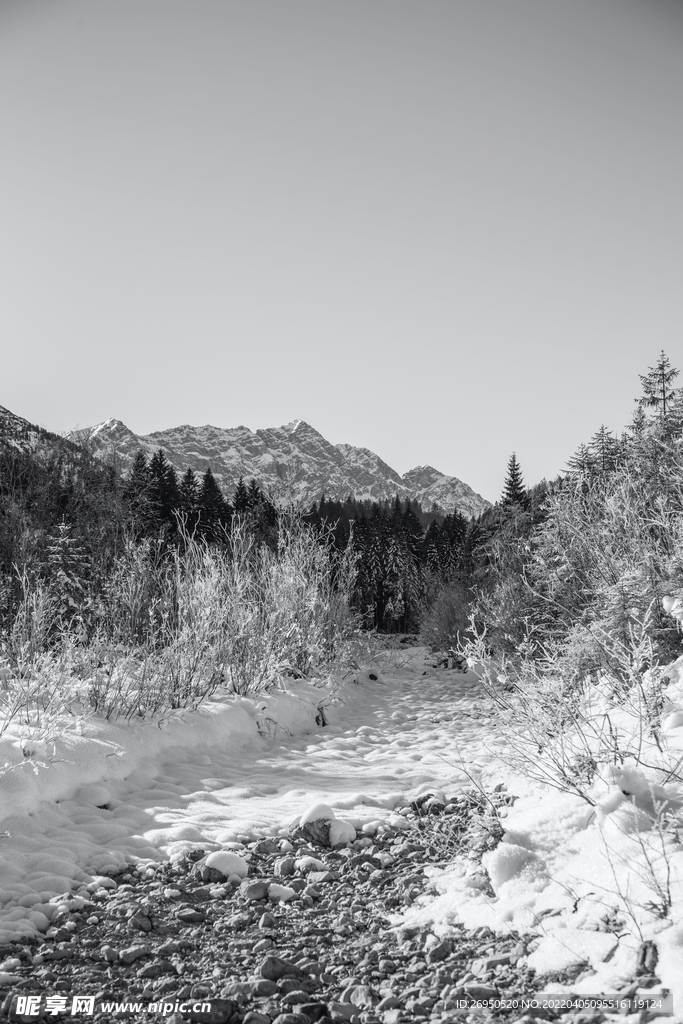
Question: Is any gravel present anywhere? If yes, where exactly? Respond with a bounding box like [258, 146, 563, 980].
[0, 791, 653, 1023]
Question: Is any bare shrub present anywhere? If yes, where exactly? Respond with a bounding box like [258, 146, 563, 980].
[461, 605, 676, 805]
[0, 512, 362, 729]
[419, 580, 470, 652]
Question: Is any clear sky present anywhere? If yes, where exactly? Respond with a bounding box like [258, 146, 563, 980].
[1, 1, 682, 502]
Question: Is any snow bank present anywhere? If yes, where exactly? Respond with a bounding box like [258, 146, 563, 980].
[397, 650, 683, 1015]
[0, 647, 483, 943]
[0, 679, 339, 941]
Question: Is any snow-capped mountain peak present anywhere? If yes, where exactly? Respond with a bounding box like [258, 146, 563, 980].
[68, 416, 490, 516]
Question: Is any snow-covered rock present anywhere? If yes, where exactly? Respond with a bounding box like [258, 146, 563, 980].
[204, 851, 249, 879]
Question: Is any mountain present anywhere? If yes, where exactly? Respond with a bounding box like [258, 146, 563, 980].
[71, 416, 490, 517]
[0, 404, 72, 453]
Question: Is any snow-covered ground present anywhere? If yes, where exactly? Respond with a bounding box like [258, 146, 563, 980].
[1, 644, 682, 1017]
[0, 650, 488, 939]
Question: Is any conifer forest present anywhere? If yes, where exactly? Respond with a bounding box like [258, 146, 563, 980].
[1, 352, 683, 679]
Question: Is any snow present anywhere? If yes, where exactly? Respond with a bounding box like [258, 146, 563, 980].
[204, 851, 248, 878]
[1, 640, 683, 1013]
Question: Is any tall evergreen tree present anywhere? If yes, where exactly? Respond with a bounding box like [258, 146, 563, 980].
[179, 468, 200, 534]
[501, 453, 527, 509]
[124, 450, 154, 533]
[566, 443, 593, 477]
[246, 478, 262, 511]
[589, 425, 620, 474]
[638, 351, 680, 421]
[148, 449, 181, 529]
[198, 468, 227, 541]
[45, 519, 91, 630]
[233, 476, 249, 514]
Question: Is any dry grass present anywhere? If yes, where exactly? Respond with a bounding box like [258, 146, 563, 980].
[0, 514, 362, 734]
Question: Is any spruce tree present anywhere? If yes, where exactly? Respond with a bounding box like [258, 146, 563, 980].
[179, 468, 200, 533]
[46, 519, 91, 630]
[246, 478, 262, 511]
[566, 443, 593, 477]
[589, 425, 619, 473]
[198, 468, 227, 541]
[148, 449, 181, 528]
[638, 351, 680, 421]
[124, 450, 154, 534]
[501, 453, 527, 509]
[233, 477, 249, 514]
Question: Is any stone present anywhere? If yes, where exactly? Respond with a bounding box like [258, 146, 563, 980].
[243, 1014, 272, 1024]
[272, 1016, 312, 1024]
[292, 818, 333, 847]
[326, 1004, 356, 1022]
[281, 990, 312, 1006]
[471, 952, 511, 974]
[101, 945, 118, 962]
[307, 871, 339, 884]
[186, 997, 237, 1023]
[137, 959, 175, 979]
[298, 1004, 329, 1023]
[222, 912, 252, 931]
[268, 884, 297, 902]
[175, 906, 207, 924]
[274, 857, 296, 877]
[254, 839, 281, 856]
[250, 979, 278, 997]
[128, 911, 153, 932]
[343, 984, 375, 1008]
[259, 955, 304, 981]
[426, 939, 451, 963]
[119, 944, 152, 964]
[376, 995, 402, 1010]
[463, 982, 498, 999]
[242, 880, 270, 902]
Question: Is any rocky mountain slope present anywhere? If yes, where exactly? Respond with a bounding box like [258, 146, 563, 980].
[70, 413, 491, 516]
[72, 417, 489, 516]
[0, 404, 72, 453]
[70, 416, 489, 516]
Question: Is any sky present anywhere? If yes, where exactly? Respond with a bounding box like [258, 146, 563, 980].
[1, 1, 682, 503]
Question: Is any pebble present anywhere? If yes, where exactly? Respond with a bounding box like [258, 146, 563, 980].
[0, 787, 643, 1024]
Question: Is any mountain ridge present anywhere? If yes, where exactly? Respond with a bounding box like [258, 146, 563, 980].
[69, 415, 490, 517]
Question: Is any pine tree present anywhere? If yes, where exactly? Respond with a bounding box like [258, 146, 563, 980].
[589, 425, 619, 473]
[501, 453, 528, 509]
[179, 468, 200, 534]
[198, 468, 227, 541]
[233, 477, 249, 514]
[246, 478, 262, 511]
[566, 443, 593, 477]
[45, 519, 91, 630]
[638, 351, 680, 421]
[148, 449, 181, 529]
[124, 450, 154, 534]
[180, 468, 199, 512]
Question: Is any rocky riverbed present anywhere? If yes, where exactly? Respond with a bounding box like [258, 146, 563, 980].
[0, 791, 657, 1024]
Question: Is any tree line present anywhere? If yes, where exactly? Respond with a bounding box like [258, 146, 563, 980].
[468, 351, 683, 678]
[3, 350, 678, 655]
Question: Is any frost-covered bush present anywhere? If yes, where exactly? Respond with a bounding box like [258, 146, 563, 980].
[419, 580, 470, 652]
[462, 605, 676, 806]
[0, 513, 361, 724]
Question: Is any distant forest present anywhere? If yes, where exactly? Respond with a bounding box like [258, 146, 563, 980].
[2, 351, 683, 654]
